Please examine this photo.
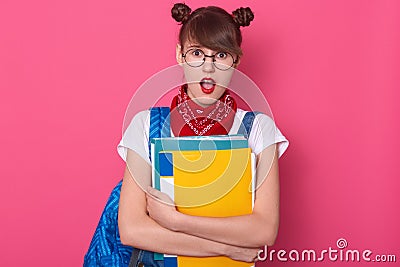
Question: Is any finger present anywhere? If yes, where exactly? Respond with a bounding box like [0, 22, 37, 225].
[148, 186, 174, 202]
[146, 186, 163, 199]
[146, 195, 154, 205]
[147, 186, 169, 200]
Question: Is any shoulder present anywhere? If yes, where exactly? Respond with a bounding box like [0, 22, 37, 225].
[118, 109, 151, 163]
[234, 109, 276, 131]
[125, 110, 150, 131]
[253, 112, 276, 130]
[131, 110, 150, 123]
[238, 110, 289, 157]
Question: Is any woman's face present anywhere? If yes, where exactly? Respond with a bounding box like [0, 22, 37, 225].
[176, 42, 239, 107]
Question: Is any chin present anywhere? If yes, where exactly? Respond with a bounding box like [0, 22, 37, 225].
[194, 96, 219, 107]
[187, 84, 226, 107]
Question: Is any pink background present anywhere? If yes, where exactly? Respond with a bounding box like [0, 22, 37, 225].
[1, 0, 399, 266]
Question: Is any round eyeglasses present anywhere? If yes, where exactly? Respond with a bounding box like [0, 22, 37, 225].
[182, 48, 238, 71]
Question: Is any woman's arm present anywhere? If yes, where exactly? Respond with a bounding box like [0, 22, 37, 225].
[118, 149, 260, 262]
[146, 144, 280, 248]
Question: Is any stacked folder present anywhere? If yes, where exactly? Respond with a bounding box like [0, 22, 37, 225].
[151, 135, 256, 267]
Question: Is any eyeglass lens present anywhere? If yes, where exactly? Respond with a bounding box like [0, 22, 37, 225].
[183, 49, 235, 70]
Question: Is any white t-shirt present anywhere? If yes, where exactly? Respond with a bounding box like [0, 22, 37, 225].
[117, 108, 289, 164]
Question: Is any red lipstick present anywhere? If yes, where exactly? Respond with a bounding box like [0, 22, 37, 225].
[199, 78, 216, 94]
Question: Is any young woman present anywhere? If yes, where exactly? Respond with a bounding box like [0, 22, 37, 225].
[117, 3, 289, 266]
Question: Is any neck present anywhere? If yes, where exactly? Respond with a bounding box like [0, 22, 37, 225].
[186, 88, 219, 108]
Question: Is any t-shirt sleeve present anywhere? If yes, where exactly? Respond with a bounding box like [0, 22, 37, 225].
[117, 110, 151, 164]
[248, 113, 289, 158]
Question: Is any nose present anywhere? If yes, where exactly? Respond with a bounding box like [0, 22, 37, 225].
[202, 56, 215, 73]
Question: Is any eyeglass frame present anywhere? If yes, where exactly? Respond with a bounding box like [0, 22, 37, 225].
[181, 48, 239, 71]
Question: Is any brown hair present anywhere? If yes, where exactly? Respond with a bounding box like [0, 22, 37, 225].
[171, 3, 254, 57]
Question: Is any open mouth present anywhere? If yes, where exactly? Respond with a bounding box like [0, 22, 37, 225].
[199, 78, 216, 94]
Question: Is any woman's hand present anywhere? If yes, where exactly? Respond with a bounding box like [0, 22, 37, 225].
[146, 186, 181, 231]
[224, 245, 262, 263]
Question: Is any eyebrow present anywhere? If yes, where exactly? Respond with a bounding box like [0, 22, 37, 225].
[187, 44, 201, 49]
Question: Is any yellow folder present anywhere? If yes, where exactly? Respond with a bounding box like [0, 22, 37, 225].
[160, 148, 255, 267]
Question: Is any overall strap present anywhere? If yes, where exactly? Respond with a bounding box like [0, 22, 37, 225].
[237, 111, 261, 139]
[148, 107, 171, 160]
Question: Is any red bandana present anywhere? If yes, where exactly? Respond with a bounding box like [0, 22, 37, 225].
[170, 85, 237, 136]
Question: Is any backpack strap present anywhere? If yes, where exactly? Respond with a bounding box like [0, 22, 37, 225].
[148, 107, 171, 160]
[84, 107, 172, 267]
[237, 111, 261, 139]
[148, 107, 170, 262]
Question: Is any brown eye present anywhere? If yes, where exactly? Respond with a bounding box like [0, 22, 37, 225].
[192, 49, 204, 57]
[216, 52, 228, 59]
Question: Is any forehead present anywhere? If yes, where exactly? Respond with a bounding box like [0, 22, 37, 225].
[183, 42, 226, 53]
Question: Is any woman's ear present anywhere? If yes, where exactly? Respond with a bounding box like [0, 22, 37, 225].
[176, 44, 183, 64]
[234, 57, 241, 68]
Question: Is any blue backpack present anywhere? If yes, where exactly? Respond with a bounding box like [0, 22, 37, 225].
[83, 107, 258, 266]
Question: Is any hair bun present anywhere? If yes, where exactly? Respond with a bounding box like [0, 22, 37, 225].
[232, 7, 254, 27]
[171, 3, 192, 24]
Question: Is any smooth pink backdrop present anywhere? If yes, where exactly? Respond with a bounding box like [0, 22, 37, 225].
[1, 0, 399, 266]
